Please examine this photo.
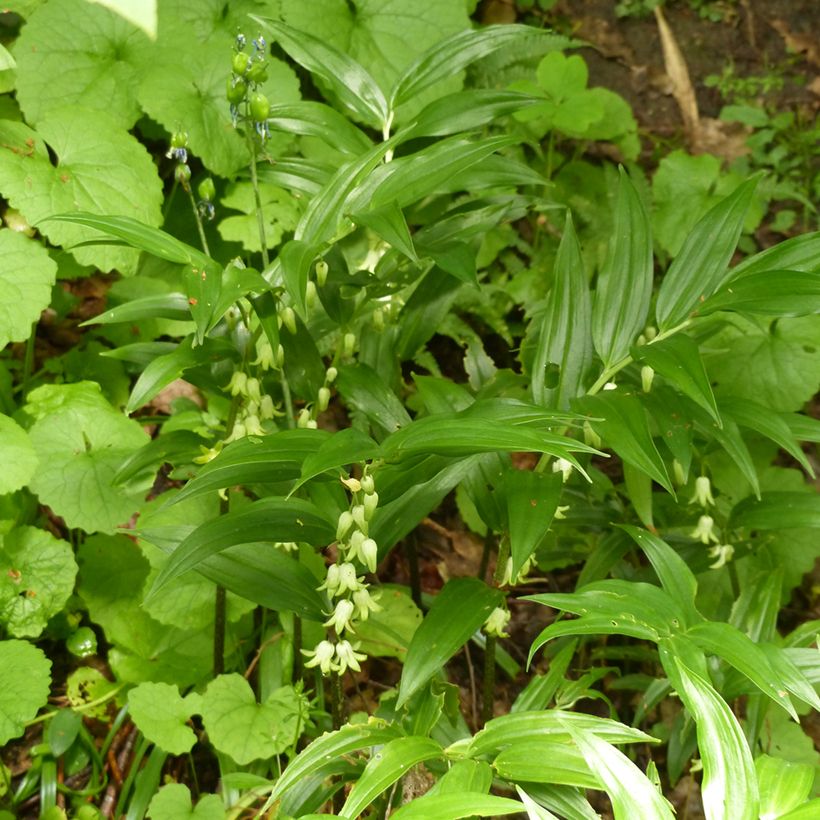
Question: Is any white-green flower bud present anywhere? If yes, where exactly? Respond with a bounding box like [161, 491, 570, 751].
[360, 537, 378, 573]
[302, 639, 335, 675]
[275, 344, 285, 368]
[483, 606, 511, 638]
[260, 395, 275, 420]
[317, 386, 331, 412]
[324, 598, 356, 633]
[306, 280, 317, 309]
[315, 259, 328, 287]
[280, 306, 297, 335]
[343, 332, 356, 357]
[583, 421, 601, 449]
[325, 366, 338, 384]
[360, 473, 374, 494]
[552, 458, 574, 483]
[336, 510, 354, 542]
[690, 475, 715, 508]
[297, 408, 312, 428]
[351, 504, 367, 530]
[644, 326, 658, 341]
[641, 365, 654, 393]
[245, 376, 262, 403]
[244, 414, 264, 436]
[673, 459, 686, 487]
[363, 491, 379, 520]
[227, 370, 248, 397]
[352, 587, 382, 621]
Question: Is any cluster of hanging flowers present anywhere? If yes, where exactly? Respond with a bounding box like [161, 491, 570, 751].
[689, 475, 734, 569]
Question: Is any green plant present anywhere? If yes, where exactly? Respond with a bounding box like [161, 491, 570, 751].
[1, 1, 820, 818]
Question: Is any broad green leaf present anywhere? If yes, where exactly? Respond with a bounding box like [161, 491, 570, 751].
[147, 784, 224, 820]
[633, 333, 720, 425]
[114, 431, 205, 486]
[267, 101, 372, 155]
[0, 527, 77, 638]
[257, 18, 388, 127]
[391, 24, 543, 108]
[656, 175, 760, 330]
[397, 578, 503, 707]
[172, 429, 330, 505]
[779, 801, 820, 820]
[672, 659, 759, 820]
[392, 793, 526, 820]
[0, 111, 163, 275]
[720, 398, 814, 476]
[264, 721, 402, 806]
[758, 643, 820, 713]
[201, 676, 307, 764]
[703, 315, 820, 412]
[404, 89, 544, 139]
[218, 182, 301, 255]
[296, 428, 381, 491]
[699, 270, 820, 317]
[577, 394, 674, 495]
[564, 723, 674, 820]
[506, 470, 563, 578]
[618, 526, 700, 627]
[350, 202, 417, 263]
[128, 682, 201, 755]
[14, 0, 148, 127]
[686, 622, 797, 718]
[341, 736, 443, 819]
[430, 759, 493, 796]
[0, 640, 51, 745]
[88, 0, 156, 38]
[257, 157, 333, 197]
[729, 231, 820, 278]
[147, 497, 334, 598]
[335, 363, 412, 437]
[592, 167, 653, 367]
[756, 754, 814, 819]
[495, 740, 598, 788]
[25, 382, 149, 533]
[465, 710, 655, 757]
[0, 414, 37, 495]
[730, 492, 820, 530]
[126, 338, 199, 414]
[0, 230, 57, 349]
[530, 213, 592, 410]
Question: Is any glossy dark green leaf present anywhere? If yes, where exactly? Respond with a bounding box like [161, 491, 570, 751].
[114, 431, 205, 485]
[640, 387, 693, 477]
[47, 213, 206, 266]
[280, 312, 326, 398]
[686, 622, 797, 718]
[125, 338, 198, 414]
[720, 397, 814, 476]
[404, 89, 544, 139]
[578, 394, 674, 495]
[350, 202, 417, 263]
[397, 578, 503, 707]
[390, 25, 563, 109]
[184, 259, 223, 344]
[592, 167, 653, 367]
[698, 270, 820, 317]
[729, 230, 820, 279]
[506, 470, 563, 578]
[335, 362, 411, 437]
[656, 176, 761, 330]
[146, 497, 334, 598]
[730, 491, 820, 530]
[618, 526, 700, 627]
[279, 239, 316, 316]
[341, 736, 443, 819]
[266, 101, 372, 155]
[531, 212, 592, 410]
[81, 293, 190, 327]
[623, 461, 654, 529]
[296, 428, 381, 491]
[391, 793, 526, 820]
[256, 19, 388, 127]
[172, 429, 330, 506]
[671, 659, 759, 820]
[256, 157, 333, 197]
[493, 740, 598, 789]
[424, 240, 477, 286]
[396, 267, 462, 359]
[633, 333, 720, 425]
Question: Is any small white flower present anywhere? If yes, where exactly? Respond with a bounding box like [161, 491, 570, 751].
[225, 420, 247, 442]
[245, 377, 262, 403]
[554, 505, 570, 520]
[259, 395, 276, 420]
[602, 382, 618, 391]
[552, 458, 574, 482]
[319, 564, 341, 595]
[227, 371, 248, 397]
[352, 587, 382, 621]
[244, 414, 265, 436]
[335, 640, 366, 674]
[708, 543, 734, 569]
[336, 563, 364, 595]
[302, 640, 335, 675]
[691, 514, 719, 545]
[253, 340, 275, 371]
[484, 606, 511, 638]
[325, 598, 356, 633]
[363, 491, 379, 520]
[351, 504, 367, 530]
[360, 538, 379, 573]
[690, 476, 715, 508]
[297, 408, 312, 428]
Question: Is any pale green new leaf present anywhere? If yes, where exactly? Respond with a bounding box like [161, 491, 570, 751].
[592, 167, 653, 367]
[0, 414, 37, 495]
[493, 739, 599, 788]
[0, 111, 163, 275]
[699, 270, 820, 317]
[672, 659, 759, 820]
[147, 784, 224, 820]
[756, 754, 814, 820]
[341, 736, 443, 819]
[25, 382, 149, 533]
[563, 722, 674, 820]
[87, 0, 156, 38]
[0, 640, 51, 745]
[531, 213, 592, 410]
[128, 682, 201, 755]
[391, 793, 526, 820]
[0, 230, 57, 349]
[0, 527, 77, 638]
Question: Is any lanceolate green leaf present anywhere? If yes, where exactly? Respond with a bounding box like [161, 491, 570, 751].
[530, 212, 592, 410]
[632, 333, 720, 425]
[493, 740, 599, 788]
[266, 101, 372, 155]
[592, 167, 653, 367]
[256, 18, 388, 127]
[656, 175, 760, 330]
[698, 270, 820, 317]
[341, 736, 443, 819]
[730, 492, 820, 530]
[728, 230, 820, 278]
[147, 497, 334, 598]
[350, 202, 418, 263]
[577, 394, 674, 495]
[82, 293, 191, 326]
[391, 793, 527, 820]
[506, 470, 563, 578]
[335, 363, 412, 437]
[670, 659, 759, 820]
[397, 578, 503, 707]
[296, 428, 381, 491]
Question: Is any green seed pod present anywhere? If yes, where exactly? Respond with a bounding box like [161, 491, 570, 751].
[232, 50, 252, 76]
[249, 90, 270, 122]
[175, 163, 192, 185]
[226, 76, 247, 104]
[246, 61, 268, 84]
[66, 626, 97, 658]
[198, 177, 216, 202]
[170, 130, 188, 149]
